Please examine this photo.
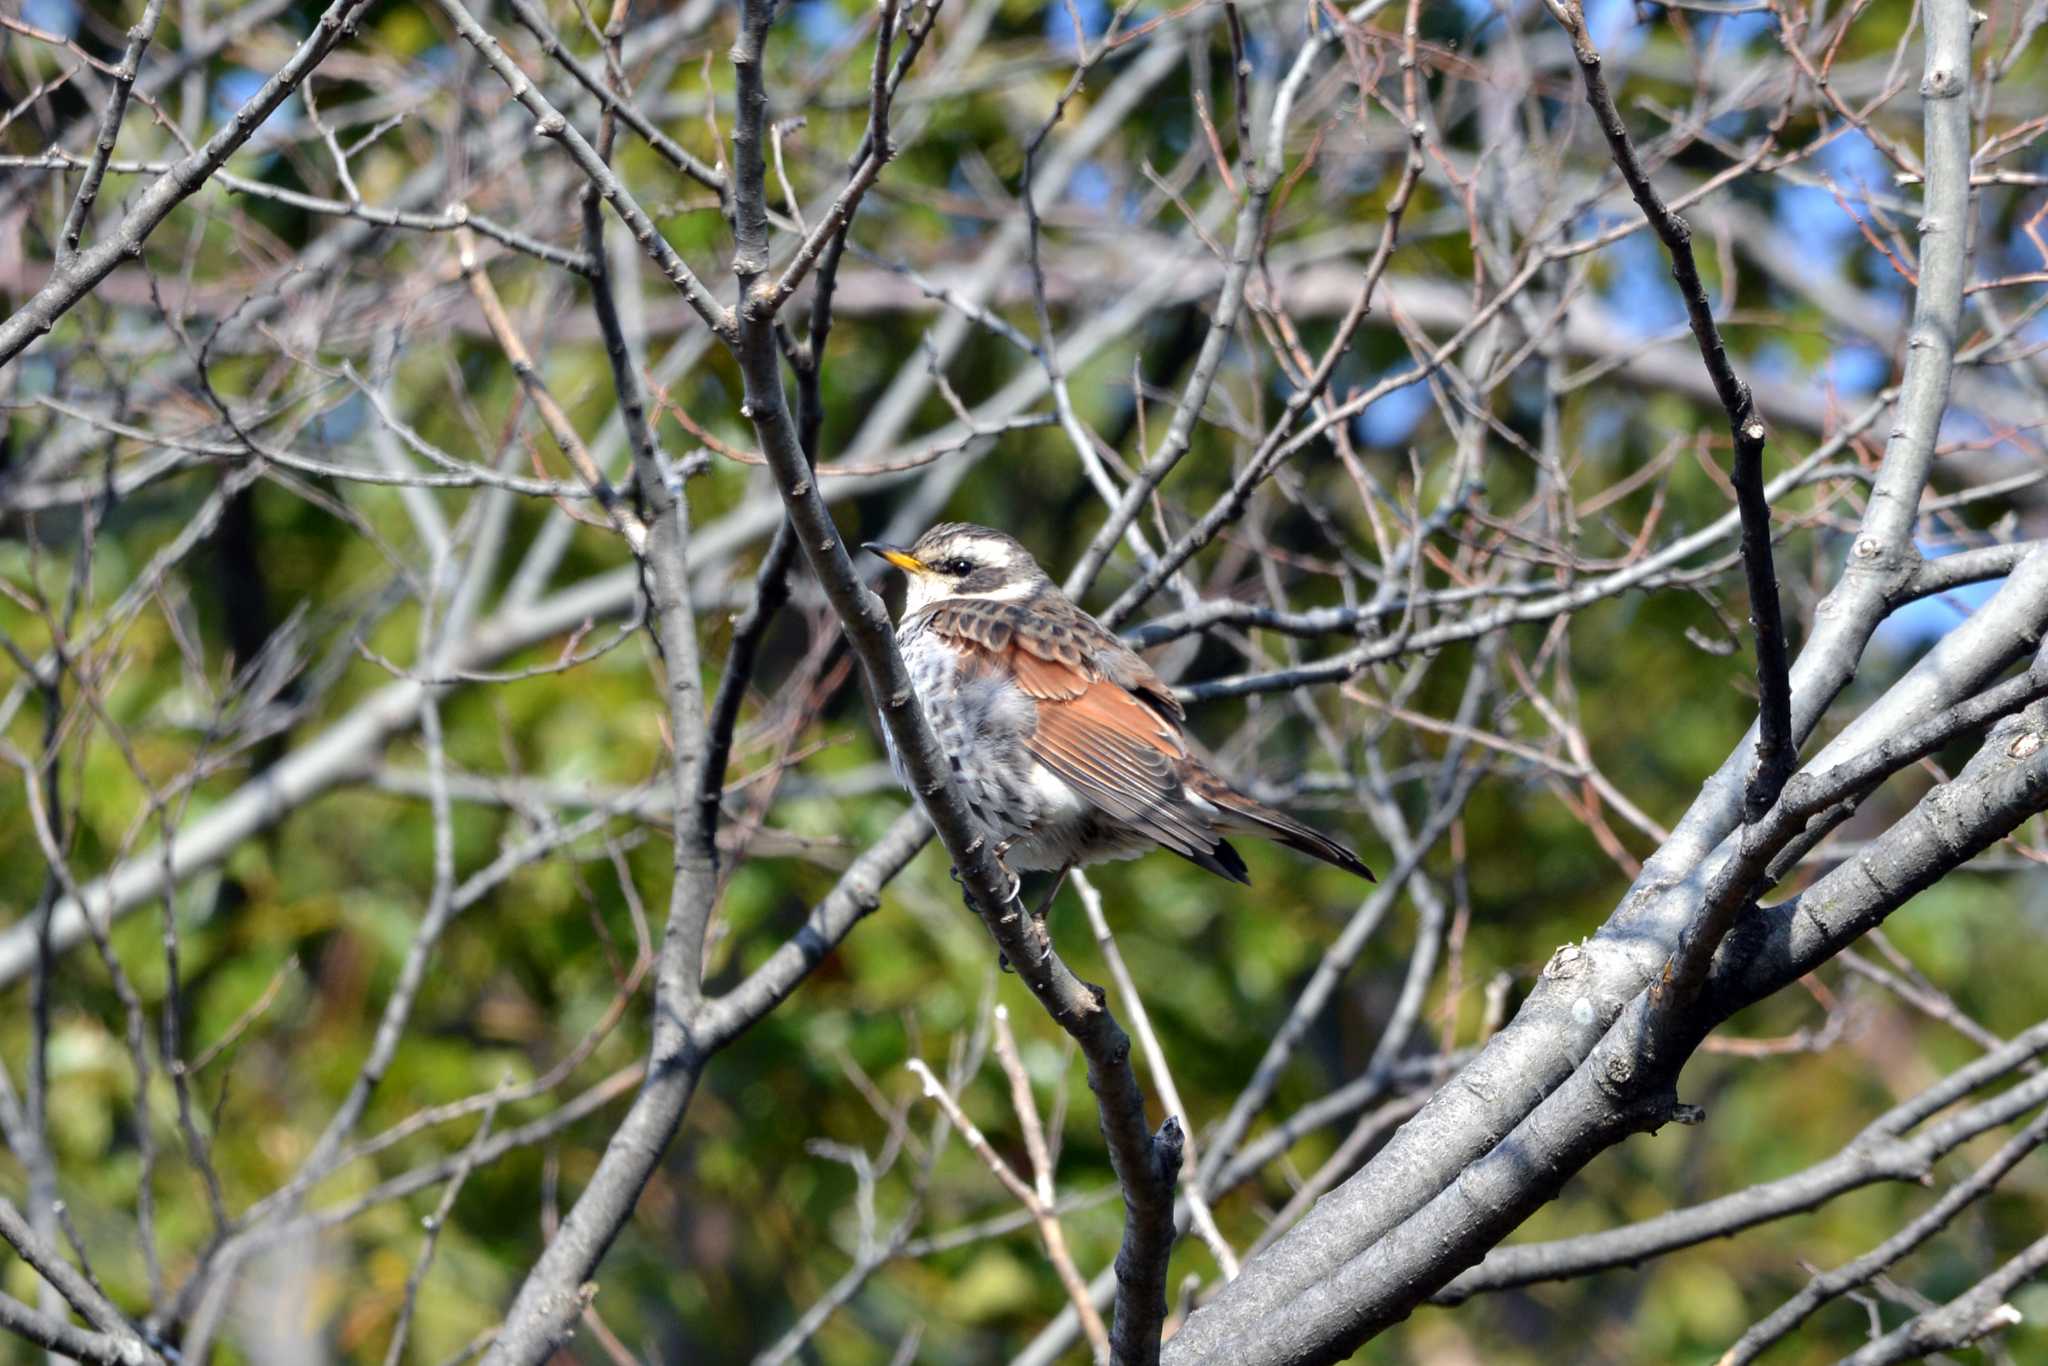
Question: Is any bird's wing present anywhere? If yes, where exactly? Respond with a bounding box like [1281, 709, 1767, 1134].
[1082, 622, 1186, 723]
[917, 599, 1216, 860]
[917, 598, 1184, 719]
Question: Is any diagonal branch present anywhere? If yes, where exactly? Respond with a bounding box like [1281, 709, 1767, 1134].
[911, 1047, 1110, 1363]
[455, 229, 648, 552]
[1439, 1018, 2048, 1304]
[502, 0, 727, 195]
[765, 0, 933, 311]
[1720, 1106, 2048, 1364]
[725, 1, 1181, 1357]
[0, 1198, 160, 1360]
[0, 1288, 155, 1366]
[428, 0, 735, 340]
[1833, 1230, 2048, 1366]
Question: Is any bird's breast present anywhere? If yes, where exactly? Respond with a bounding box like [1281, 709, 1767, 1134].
[889, 628, 1059, 833]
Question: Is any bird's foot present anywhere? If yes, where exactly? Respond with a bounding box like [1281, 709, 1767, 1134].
[991, 839, 1023, 906]
[991, 845, 1040, 973]
[948, 850, 1022, 910]
[953, 853, 1023, 974]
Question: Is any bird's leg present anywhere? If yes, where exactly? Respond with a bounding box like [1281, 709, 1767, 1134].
[947, 839, 1021, 910]
[1029, 863, 1072, 924]
[949, 840, 1031, 971]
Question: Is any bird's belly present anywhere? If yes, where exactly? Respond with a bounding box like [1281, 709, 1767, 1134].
[890, 631, 1171, 872]
[889, 628, 1190, 873]
[891, 632, 1047, 843]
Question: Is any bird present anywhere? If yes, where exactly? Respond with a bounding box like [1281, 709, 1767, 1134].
[863, 523, 1374, 898]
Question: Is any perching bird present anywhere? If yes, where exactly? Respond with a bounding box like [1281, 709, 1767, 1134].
[864, 523, 1374, 891]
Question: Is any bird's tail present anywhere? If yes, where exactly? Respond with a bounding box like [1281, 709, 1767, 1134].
[1191, 772, 1376, 881]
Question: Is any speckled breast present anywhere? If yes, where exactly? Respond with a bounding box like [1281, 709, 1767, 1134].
[890, 621, 1043, 846]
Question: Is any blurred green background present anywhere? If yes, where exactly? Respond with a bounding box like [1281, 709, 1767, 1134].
[4, 0, 2046, 1360]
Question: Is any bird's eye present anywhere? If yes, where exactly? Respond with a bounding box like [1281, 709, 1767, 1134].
[945, 557, 973, 575]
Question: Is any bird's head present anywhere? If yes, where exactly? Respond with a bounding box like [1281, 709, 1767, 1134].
[863, 523, 1052, 615]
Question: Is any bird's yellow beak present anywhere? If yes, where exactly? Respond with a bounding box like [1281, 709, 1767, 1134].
[862, 541, 926, 574]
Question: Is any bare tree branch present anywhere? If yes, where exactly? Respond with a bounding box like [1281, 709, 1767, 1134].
[0, 0, 377, 363]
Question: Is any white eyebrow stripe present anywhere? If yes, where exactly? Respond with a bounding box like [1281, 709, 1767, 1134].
[961, 577, 1036, 601]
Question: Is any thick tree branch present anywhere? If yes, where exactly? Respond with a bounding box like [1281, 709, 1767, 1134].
[1440, 1018, 2048, 1302]
[1170, 696, 2048, 1365]
[1167, 8, 1982, 1355]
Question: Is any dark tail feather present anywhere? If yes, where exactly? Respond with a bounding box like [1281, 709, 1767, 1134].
[1172, 837, 1252, 886]
[1205, 785, 1375, 882]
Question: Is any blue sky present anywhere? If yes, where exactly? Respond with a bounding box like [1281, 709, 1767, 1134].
[21, 0, 77, 36]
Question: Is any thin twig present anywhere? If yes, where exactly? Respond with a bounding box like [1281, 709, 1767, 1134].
[907, 1055, 1109, 1361]
[1541, 0, 1791, 826]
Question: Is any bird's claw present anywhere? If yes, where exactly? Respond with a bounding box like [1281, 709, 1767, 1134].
[996, 923, 1049, 976]
[948, 860, 1022, 908]
[957, 841, 1025, 969]
[990, 839, 1023, 905]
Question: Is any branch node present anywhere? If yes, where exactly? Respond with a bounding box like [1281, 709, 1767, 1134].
[1920, 66, 1966, 98]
